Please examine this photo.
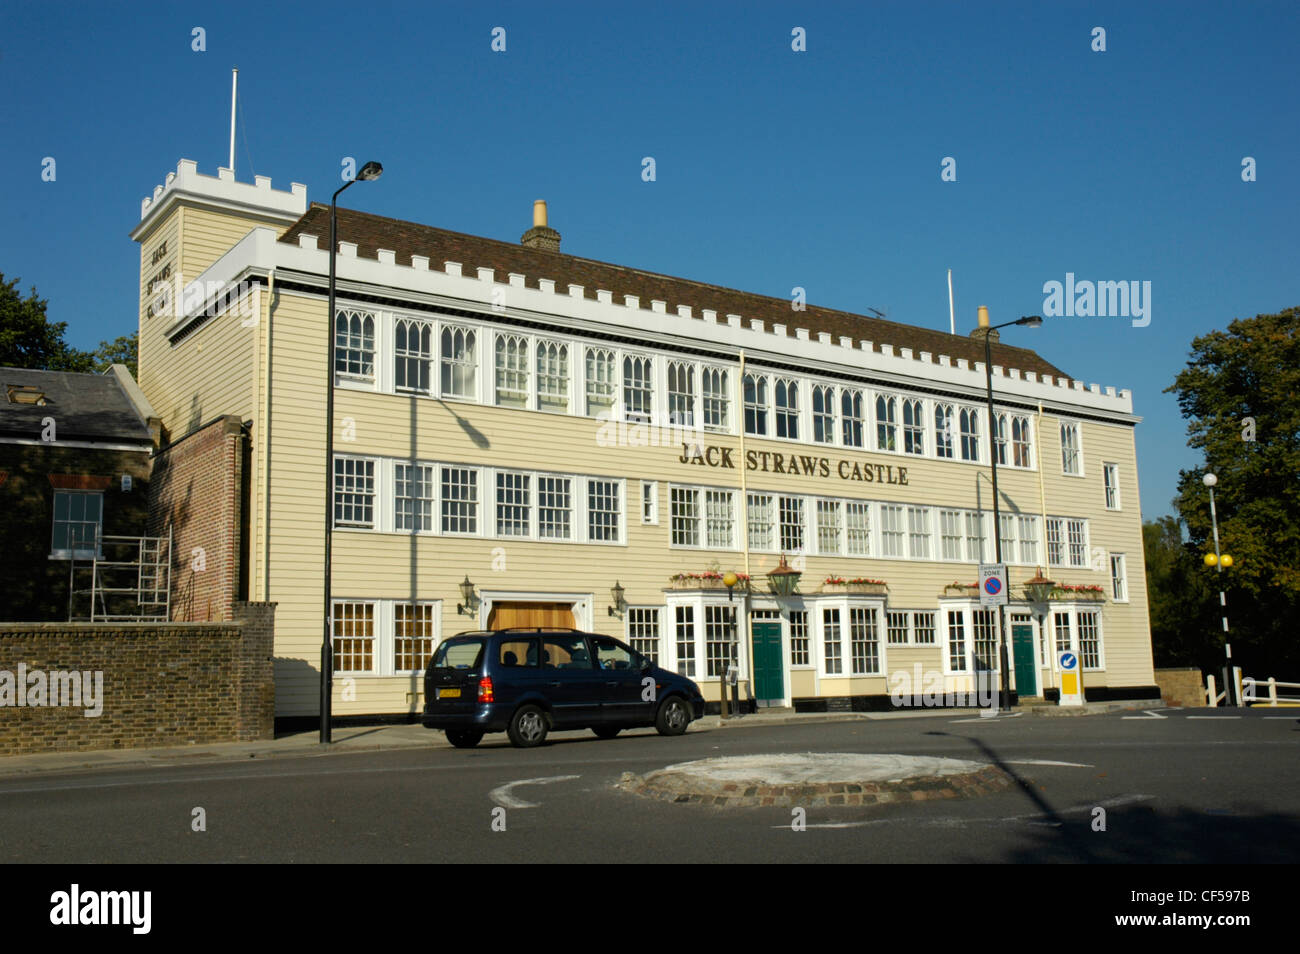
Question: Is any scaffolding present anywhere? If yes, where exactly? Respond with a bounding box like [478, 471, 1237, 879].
[67, 528, 172, 623]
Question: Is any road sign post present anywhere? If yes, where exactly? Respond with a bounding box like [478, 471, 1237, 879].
[1057, 650, 1083, 706]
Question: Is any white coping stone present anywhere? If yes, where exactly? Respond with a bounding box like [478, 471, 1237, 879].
[726, 315, 740, 328]
[750, 319, 764, 333]
[773, 323, 787, 336]
[817, 332, 831, 344]
[900, 347, 912, 359]
[338, 241, 357, 257]
[410, 255, 429, 271]
[920, 351, 931, 362]
[1073, 380, 1084, 390]
[445, 262, 462, 277]
[1105, 386, 1116, 396]
[992, 364, 1003, 376]
[297, 234, 318, 250]
[1008, 368, 1021, 380]
[538, 278, 554, 293]
[796, 328, 811, 341]
[956, 358, 968, 370]
[509, 273, 525, 288]
[653, 753, 988, 786]
[165, 172, 175, 186]
[217, 167, 234, 182]
[153, 185, 164, 201]
[881, 344, 894, 357]
[1026, 372, 1038, 383]
[625, 295, 639, 309]
[860, 340, 872, 352]
[1089, 383, 1100, 393]
[597, 290, 613, 304]
[974, 362, 985, 373]
[677, 305, 693, 318]
[703, 309, 717, 322]
[478, 267, 494, 282]
[839, 336, 853, 348]
[377, 249, 396, 266]
[255, 175, 271, 189]
[651, 299, 666, 313]
[938, 354, 950, 366]
[568, 284, 584, 298]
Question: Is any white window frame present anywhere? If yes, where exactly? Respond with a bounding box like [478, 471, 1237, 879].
[1103, 462, 1121, 510]
[641, 480, 658, 525]
[1110, 552, 1128, 603]
[1060, 420, 1084, 476]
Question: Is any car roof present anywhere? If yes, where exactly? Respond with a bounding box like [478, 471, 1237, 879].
[450, 627, 602, 639]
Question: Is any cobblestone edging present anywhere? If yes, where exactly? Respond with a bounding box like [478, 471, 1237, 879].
[617, 763, 1013, 808]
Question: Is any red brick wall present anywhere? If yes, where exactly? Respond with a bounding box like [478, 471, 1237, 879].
[148, 415, 245, 622]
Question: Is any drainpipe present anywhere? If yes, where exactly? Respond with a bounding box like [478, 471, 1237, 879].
[261, 268, 275, 601]
[1036, 401, 1051, 690]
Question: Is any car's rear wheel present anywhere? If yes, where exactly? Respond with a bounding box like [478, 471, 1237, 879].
[592, 726, 621, 739]
[445, 729, 484, 748]
[655, 697, 691, 736]
[508, 705, 549, 748]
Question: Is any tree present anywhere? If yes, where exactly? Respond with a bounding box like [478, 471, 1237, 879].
[1142, 516, 1216, 669]
[0, 273, 137, 376]
[1165, 306, 1300, 675]
[0, 273, 92, 371]
[91, 332, 138, 378]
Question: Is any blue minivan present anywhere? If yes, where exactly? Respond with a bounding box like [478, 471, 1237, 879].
[422, 628, 707, 748]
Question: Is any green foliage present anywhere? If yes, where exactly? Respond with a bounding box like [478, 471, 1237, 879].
[0, 273, 136, 376]
[1163, 306, 1300, 675]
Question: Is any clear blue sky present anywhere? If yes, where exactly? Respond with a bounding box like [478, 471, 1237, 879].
[3, 0, 1296, 520]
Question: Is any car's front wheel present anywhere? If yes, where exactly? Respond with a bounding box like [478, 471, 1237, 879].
[445, 729, 484, 748]
[655, 697, 691, 736]
[508, 705, 549, 747]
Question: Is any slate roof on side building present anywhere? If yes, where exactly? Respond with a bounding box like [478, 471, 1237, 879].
[279, 203, 1069, 381]
[0, 367, 154, 445]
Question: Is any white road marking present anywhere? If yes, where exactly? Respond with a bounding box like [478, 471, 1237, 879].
[1003, 759, 1093, 767]
[1263, 716, 1299, 720]
[1187, 716, 1241, 720]
[780, 794, 1153, 829]
[1122, 710, 1169, 719]
[950, 712, 1024, 724]
[489, 774, 580, 809]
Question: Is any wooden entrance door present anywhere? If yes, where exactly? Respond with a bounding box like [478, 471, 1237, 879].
[486, 601, 576, 629]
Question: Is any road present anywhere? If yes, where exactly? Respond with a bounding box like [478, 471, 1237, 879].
[1, 708, 1297, 863]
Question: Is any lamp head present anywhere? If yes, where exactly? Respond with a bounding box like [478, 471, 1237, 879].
[1203, 473, 1217, 488]
[357, 161, 383, 181]
[1018, 315, 1043, 328]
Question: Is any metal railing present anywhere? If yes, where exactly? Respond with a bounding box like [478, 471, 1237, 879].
[1242, 676, 1300, 708]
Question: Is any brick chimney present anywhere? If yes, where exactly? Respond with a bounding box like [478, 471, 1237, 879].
[520, 199, 561, 252]
[970, 304, 1000, 342]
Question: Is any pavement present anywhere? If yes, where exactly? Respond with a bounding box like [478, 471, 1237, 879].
[0, 699, 1158, 778]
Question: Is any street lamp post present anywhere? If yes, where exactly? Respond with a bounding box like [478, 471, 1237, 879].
[981, 314, 1042, 711]
[1202, 473, 1235, 705]
[321, 161, 383, 744]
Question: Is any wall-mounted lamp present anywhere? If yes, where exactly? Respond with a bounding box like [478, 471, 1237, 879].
[766, 554, 801, 598]
[608, 580, 627, 618]
[457, 575, 481, 616]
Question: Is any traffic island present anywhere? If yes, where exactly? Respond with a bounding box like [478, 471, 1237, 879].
[617, 752, 1013, 807]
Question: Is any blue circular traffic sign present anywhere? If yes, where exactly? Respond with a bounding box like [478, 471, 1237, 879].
[983, 578, 1002, 595]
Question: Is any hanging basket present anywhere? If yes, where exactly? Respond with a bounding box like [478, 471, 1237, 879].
[820, 582, 888, 595]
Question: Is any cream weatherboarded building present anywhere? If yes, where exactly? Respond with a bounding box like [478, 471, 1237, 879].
[130, 159, 1157, 721]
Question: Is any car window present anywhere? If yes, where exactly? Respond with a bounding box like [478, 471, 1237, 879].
[432, 638, 484, 670]
[541, 634, 595, 670]
[591, 636, 639, 671]
[498, 638, 538, 668]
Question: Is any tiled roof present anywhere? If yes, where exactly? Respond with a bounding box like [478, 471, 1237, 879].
[0, 368, 153, 444]
[279, 203, 1068, 380]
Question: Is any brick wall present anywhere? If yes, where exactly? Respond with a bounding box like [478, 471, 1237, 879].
[148, 415, 246, 622]
[1155, 667, 1205, 707]
[0, 601, 275, 755]
[0, 443, 152, 621]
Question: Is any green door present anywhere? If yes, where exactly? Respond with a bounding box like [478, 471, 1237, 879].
[1012, 623, 1037, 697]
[751, 621, 784, 704]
